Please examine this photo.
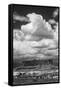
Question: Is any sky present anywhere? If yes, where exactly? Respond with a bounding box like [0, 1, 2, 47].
[13, 5, 59, 61]
[13, 5, 59, 29]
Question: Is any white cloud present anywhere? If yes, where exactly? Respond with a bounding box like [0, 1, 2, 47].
[53, 23, 58, 42]
[43, 49, 58, 56]
[13, 13, 58, 61]
[53, 9, 58, 17]
[13, 40, 38, 55]
[13, 14, 29, 22]
[48, 19, 56, 24]
[21, 13, 53, 40]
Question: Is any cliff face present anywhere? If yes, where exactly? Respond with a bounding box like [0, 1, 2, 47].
[13, 57, 58, 68]
[13, 58, 59, 85]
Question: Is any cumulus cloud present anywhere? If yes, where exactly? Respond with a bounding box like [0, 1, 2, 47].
[13, 13, 58, 61]
[13, 14, 29, 22]
[53, 9, 58, 18]
[13, 29, 24, 41]
[43, 49, 58, 56]
[48, 19, 56, 25]
[21, 13, 53, 40]
[53, 23, 58, 42]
